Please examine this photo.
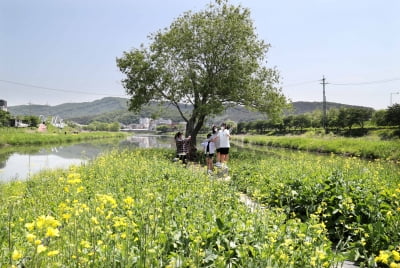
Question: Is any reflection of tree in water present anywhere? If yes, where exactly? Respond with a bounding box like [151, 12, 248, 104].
[0, 145, 43, 169]
[126, 136, 172, 149]
[0, 152, 10, 168]
[0, 136, 173, 181]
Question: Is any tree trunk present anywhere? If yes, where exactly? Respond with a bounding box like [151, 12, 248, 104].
[185, 113, 206, 161]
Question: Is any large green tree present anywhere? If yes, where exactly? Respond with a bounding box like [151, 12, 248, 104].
[117, 0, 287, 151]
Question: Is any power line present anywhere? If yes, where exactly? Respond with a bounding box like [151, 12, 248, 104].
[281, 80, 320, 87]
[0, 79, 126, 97]
[280, 77, 400, 88]
[330, 77, 400, 86]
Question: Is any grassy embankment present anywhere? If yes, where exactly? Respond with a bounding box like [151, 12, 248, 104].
[0, 128, 127, 147]
[232, 134, 400, 161]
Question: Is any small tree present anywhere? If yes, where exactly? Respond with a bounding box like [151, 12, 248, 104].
[283, 115, 294, 131]
[345, 108, 373, 130]
[293, 114, 311, 131]
[237, 122, 246, 134]
[309, 110, 322, 128]
[371, 110, 387, 126]
[385, 104, 400, 128]
[0, 110, 11, 127]
[117, 0, 288, 155]
[109, 122, 121, 132]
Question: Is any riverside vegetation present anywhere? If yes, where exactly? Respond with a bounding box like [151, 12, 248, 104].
[0, 128, 126, 147]
[229, 150, 400, 267]
[1, 147, 399, 267]
[232, 134, 400, 161]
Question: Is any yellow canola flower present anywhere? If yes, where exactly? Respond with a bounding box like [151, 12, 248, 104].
[393, 250, 400, 261]
[389, 262, 400, 268]
[67, 173, 82, 184]
[123, 196, 134, 206]
[12, 249, 23, 261]
[26, 233, 36, 243]
[113, 216, 128, 228]
[62, 213, 71, 221]
[96, 194, 117, 208]
[47, 250, 60, 257]
[91, 216, 99, 225]
[36, 215, 61, 229]
[25, 222, 35, 231]
[46, 227, 60, 237]
[77, 186, 85, 193]
[37, 244, 47, 254]
[80, 240, 91, 249]
[375, 251, 390, 265]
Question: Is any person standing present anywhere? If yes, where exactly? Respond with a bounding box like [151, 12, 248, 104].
[201, 133, 216, 174]
[218, 123, 230, 167]
[174, 132, 191, 164]
[213, 125, 222, 168]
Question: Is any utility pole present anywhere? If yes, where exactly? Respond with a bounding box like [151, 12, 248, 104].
[321, 76, 328, 132]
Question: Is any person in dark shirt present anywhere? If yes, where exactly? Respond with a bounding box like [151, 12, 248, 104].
[174, 132, 191, 164]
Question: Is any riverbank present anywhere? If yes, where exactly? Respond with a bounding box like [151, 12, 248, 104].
[231, 134, 400, 161]
[0, 128, 127, 147]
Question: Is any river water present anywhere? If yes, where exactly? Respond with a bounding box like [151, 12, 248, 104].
[0, 135, 175, 182]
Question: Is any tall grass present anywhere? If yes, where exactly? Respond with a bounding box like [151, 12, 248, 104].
[0, 128, 126, 146]
[232, 134, 400, 161]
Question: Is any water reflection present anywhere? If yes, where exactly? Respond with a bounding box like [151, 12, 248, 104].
[124, 135, 173, 149]
[0, 135, 174, 182]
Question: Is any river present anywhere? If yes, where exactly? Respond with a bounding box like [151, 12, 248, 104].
[0, 135, 175, 182]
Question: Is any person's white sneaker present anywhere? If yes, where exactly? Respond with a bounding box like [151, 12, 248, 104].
[215, 162, 221, 168]
[207, 169, 212, 175]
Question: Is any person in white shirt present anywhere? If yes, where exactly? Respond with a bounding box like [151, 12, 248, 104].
[201, 133, 216, 174]
[211, 125, 221, 167]
[217, 123, 230, 167]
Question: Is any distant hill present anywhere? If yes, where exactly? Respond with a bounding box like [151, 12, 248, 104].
[8, 97, 373, 124]
[8, 97, 128, 119]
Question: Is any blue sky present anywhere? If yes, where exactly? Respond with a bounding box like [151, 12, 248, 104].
[1, 0, 399, 110]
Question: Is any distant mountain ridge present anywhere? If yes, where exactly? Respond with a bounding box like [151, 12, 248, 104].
[8, 97, 372, 124]
[8, 97, 128, 119]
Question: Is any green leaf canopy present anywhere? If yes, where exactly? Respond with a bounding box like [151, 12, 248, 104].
[117, 0, 288, 143]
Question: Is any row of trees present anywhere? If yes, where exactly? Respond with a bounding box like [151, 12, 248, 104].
[82, 121, 120, 132]
[0, 110, 40, 127]
[236, 104, 400, 134]
[0, 109, 121, 132]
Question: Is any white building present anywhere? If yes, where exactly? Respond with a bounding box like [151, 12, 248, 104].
[139, 118, 151, 129]
[157, 118, 172, 125]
